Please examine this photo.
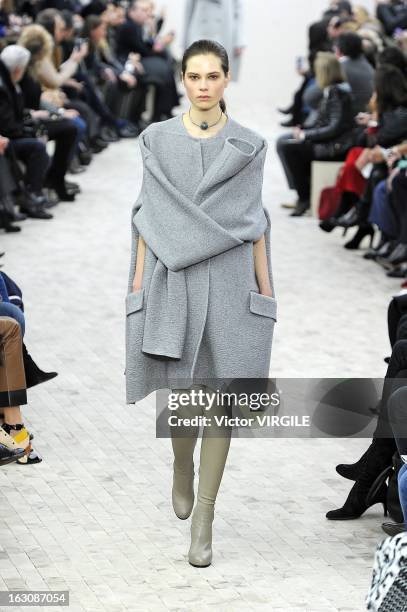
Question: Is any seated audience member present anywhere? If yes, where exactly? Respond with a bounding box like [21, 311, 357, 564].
[334, 32, 375, 114]
[0, 135, 22, 233]
[373, 152, 407, 268]
[115, 0, 179, 122]
[376, 0, 407, 36]
[321, 63, 407, 248]
[277, 51, 356, 217]
[279, 19, 332, 128]
[386, 386, 407, 531]
[325, 338, 407, 521]
[378, 45, 407, 76]
[0, 270, 58, 388]
[17, 25, 81, 200]
[0, 317, 41, 465]
[323, 0, 353, 21]
[82, 14, 140, 137]
[34, 9, 87, 88]
[0, 45, 52, 220]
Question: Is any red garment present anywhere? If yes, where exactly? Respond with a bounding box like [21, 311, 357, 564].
[335, 147, 367, 197]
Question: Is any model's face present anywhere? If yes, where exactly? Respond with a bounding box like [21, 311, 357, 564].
[182, 54, 229, 111]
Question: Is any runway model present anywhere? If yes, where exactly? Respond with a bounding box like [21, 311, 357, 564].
[125, 39, 276, 567]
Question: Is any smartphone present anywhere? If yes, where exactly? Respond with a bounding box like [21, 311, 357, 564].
[296, 56, 305, 72]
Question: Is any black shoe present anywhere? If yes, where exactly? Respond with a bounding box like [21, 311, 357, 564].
[12, 211, 27, 222]
[78, 147, 93, 166]
[22, 343, 58, 389]
[24, 191, 47, 208]
[336, 207, 361, 228]
[46, 180, 76, 202]
[100, 126, 120, 142]
[118, 123, 140, 138]
[64, 181, 81, 195]
[0, 443, 26, 465]
[278, 105, 294, 115]
[326, 480, 388, 520]
[381, 521, 406, 536]
[280, 118, 295, 128]
[0, 210, 21, 232]
[290, 200, 310, 217]
[344, 224, 374, 250]
[327, 437, 395, 520]
[319, 217, 339, 233]
[20, 204, 53, 220]
[90, 138, 108, 153]
[386, 264, 407, 278]
[387, 243, 407, 266]
[336, 443, 375, 481]
[69, 157, 86, 174]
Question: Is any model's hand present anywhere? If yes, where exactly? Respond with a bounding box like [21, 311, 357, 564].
[259, 287, 274, 298]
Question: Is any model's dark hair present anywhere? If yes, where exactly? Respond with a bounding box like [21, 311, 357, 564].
[375, 64, 407, 115]
[181, 39, 229, 113]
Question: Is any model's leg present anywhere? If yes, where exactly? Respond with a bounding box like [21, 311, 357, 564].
[169, 386, 201, 520]
[188, 390, 232, 567]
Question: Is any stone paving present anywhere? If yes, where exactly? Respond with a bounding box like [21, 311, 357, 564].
[0, 88, 402, 611]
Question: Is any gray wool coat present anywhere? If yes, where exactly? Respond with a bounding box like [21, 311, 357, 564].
[183, 0, 247, 81]
[125, 115, 277, 404]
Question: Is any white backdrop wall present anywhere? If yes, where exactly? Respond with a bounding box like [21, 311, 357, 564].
[155, 0, 376, 109]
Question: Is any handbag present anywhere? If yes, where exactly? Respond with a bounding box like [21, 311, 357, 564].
[318, 186, 341, 220]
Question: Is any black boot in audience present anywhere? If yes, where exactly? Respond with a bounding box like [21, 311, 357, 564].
[22, 343, 58, 389]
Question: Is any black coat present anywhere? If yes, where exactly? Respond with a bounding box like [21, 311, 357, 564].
[0, 60, 26, 139]
[304, 82, 357, 158]
[115, 19, 165, 62]
[370, 107, 407, 149]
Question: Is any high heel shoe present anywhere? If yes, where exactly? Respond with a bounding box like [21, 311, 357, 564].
[327, 438, 395, 520]
[344, 224, 374, 250]
[188, 502, 214, 567]
[172, 460, 195, 520]
[0, 423, 41, 465]
[278, 105, 293, 115]
[336, 437, 391, 481]
[326, 481, 388, 520]
[336, 447, 371, 481]
[22, 343, 58, 389]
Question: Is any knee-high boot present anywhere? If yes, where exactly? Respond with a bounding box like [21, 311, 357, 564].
[169, 388, 200, 520]
[188, 419, 232, 567]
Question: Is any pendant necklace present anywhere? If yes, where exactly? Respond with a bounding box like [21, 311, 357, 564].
[188, 108, 224, 131]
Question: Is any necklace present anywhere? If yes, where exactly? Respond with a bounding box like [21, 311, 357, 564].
[188, 108, 224, 131]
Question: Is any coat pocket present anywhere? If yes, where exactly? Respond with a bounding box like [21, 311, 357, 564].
[126, 288, 144, 315]
[249, 291, 277, 321]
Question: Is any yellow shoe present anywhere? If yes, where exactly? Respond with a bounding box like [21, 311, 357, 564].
[0, 424, 41, 465]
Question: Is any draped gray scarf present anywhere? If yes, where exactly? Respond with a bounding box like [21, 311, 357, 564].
[132, 132, 268, 360]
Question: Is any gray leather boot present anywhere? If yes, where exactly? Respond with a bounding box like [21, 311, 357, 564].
[172, 460, 195, 520]
[188, 502, 214, 567]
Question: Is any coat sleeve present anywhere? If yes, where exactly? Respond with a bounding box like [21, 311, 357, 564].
[0, 90, 22, 138]
[372, 109, 407, 148]
[36, 57, 78, 89]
